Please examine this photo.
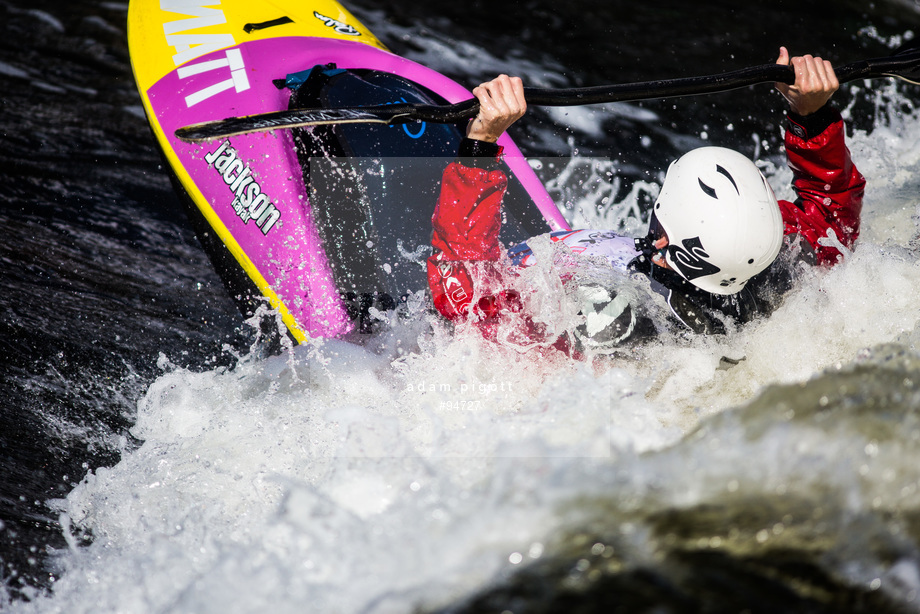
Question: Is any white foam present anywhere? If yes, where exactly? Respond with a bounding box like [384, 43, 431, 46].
[14, 73, 920, 614]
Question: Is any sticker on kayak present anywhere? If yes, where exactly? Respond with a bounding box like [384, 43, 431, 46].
[204, 140, 282, 235]
[177, 48, 251, 107]
[162, 1, 235, 66]
[313, 11, 361, 36]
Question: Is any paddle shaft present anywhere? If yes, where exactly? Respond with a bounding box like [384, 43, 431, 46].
[414, 65, 797, 124]
[412, 55, 915, 123]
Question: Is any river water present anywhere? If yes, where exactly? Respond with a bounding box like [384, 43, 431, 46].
[2, 0, 920, 612]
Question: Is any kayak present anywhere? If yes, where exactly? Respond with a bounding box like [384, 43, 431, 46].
[127, 0, 568, 342]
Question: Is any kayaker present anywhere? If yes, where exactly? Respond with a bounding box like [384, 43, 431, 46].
[427, 48, 866, 352]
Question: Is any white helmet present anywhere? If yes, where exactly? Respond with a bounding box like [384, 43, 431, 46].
[652, 147, 783, 295]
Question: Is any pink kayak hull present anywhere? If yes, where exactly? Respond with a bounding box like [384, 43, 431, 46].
[148, 37, 567, 340]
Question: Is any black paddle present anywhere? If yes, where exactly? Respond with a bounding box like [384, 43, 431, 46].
[175, 42, 920, 143]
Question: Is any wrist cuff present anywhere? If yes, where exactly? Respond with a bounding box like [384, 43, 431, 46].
[785, 105, 840, 140]
[457, 138, 504, 168]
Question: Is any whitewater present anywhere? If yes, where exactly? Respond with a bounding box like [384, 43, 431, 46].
[5, 68, 920, 612]
[2, 0, 920, 610]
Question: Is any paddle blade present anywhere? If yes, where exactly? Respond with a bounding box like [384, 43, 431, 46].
[174, 105, 416, 143]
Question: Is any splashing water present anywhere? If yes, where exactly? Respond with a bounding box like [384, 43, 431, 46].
[7, 74, 920, 612]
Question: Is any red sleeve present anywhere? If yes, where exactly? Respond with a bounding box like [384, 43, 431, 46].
[430, 162, 506, 261]
[779, 111, 866, 266]
[427, 162, 520, 320]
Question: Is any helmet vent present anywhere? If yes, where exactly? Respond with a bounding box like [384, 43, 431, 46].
[698, 179, 718, 199]
[698, 165, 740, 201]
[716, 164, 740, 193]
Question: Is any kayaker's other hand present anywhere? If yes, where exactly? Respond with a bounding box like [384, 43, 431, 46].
[775, 46, 839, 116]
[467, 74, 527, 142]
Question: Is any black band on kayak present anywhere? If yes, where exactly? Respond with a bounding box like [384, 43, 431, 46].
[243, 17, 294, 33]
